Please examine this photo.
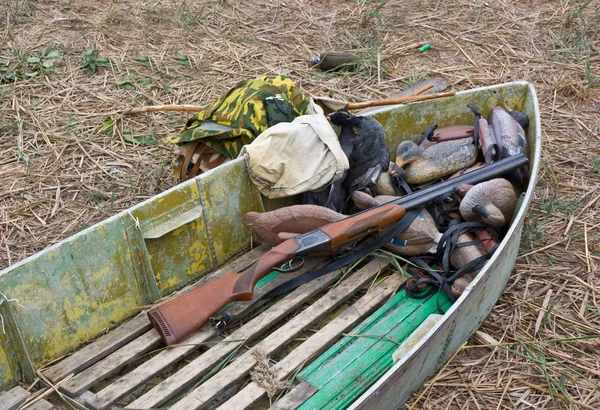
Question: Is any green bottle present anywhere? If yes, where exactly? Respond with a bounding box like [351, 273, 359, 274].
[310, 52, 358, 71]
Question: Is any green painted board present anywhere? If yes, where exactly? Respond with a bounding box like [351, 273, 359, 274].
[298, 292, 451, 410]
[199, 159, 264, 266]
[299, 290, 424, 384]
[0, 344, 14, 389]
[0, 215, 143, 368]
[131, 179, 214, 295]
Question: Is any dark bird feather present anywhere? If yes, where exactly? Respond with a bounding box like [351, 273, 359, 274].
[303, 110, 390, 213]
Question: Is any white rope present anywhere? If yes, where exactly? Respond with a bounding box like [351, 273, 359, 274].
[128, 211, 141, 230]
[0, 292, 26, 335]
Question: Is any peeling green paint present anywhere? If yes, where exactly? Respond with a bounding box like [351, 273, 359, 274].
[199, 159, 263, 265]
[0, 215, 142, 367]
[0, 347, 13, 389]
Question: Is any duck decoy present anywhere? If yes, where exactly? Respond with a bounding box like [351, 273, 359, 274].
[503, 104, 530, 130]
[475, 229, 497, 252]
[303, 110, 390, 213]
[467, 103, 498, 164]
[487, 107, 528, 183]
[371, 162, 399, 196]
[394, 137, 477, 184]
[459, 178, 517, 227]
[488, 107, 527, 156]
[431, 125, 474, 142]
[243, 205, 344, 246]
[449, 233, 486, 270]
[451, 274, 474, 297]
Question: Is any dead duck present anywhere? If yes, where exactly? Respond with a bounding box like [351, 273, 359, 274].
[394, 138, 477, 184]
[303, 110, 390, 213]
[459, 178, 517, 227]
[243, 205, 344, 245]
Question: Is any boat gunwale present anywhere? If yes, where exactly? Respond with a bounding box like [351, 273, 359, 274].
[348, 80, 542, 409]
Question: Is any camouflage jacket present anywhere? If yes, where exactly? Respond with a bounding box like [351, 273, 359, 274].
[168, 75, 311, 158]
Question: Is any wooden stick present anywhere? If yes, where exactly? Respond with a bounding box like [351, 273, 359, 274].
[345, 90, 455, 110]
[122, 88, 453, 115]
[412, 83, 434, 96]
[122, 105, 205, 115]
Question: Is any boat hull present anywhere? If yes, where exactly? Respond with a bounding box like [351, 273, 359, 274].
[349, 81, 541, 409]
[0, 81, 540, 409]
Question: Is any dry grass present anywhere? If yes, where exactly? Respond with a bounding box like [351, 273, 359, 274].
[1, 0, 599, 408]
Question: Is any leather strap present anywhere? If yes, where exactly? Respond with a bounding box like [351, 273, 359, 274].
[180, 141, 202, 182]
[179, 142, 227, 182]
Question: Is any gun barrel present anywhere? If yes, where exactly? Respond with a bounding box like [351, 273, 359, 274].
[395, 154, 528, 210]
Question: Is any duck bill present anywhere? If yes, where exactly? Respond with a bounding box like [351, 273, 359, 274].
[395, 157, 406, 169]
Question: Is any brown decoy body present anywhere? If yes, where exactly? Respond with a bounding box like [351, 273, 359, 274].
[459, 178, 517, 227]
[243, 205, 344, 245]
[351, 191, 442, 256]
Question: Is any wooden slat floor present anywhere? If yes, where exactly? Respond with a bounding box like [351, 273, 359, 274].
[40, 246, 405, 410]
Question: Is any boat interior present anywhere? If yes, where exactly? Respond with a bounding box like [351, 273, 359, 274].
[0, 82, 540, 409]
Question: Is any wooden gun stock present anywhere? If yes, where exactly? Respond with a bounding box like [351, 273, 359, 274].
[148, 240, 301, 345]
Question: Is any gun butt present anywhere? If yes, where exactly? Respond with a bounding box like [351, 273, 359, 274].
[147, 273, 243, 345]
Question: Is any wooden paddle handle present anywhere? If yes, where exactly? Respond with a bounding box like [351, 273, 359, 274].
[345, 90, 455, 110]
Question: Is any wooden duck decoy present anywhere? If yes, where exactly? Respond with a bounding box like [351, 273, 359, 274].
[242, 205, 344, 246]
[459, 178, 517, 227]
[394, 138, 477, 184]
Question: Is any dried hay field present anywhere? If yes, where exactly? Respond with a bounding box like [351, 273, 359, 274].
[1, 0, 599, 408]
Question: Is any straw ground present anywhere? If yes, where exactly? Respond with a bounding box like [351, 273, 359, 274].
[1, 0, 599, 408]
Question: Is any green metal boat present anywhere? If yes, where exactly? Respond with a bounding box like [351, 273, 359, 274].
[0, 81, 541, 409]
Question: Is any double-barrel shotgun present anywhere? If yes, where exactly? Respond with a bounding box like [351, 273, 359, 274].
[148, 154, 528, 345]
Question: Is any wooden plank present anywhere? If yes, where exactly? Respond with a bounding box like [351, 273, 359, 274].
[297, 293, 452, 410]
[268, 383, 318, 410]
[0, 386, 29, 410]
[299, 290, 425, 385]
[61, 329, 162, 396]
[43, 245, 268, 385]
[168, 258, 390, 410]
[125, 261, 346, 409]
[86, 257, 325, 410]
[42, 313, 151, 383]
[24, 399, 55, 410]
[217, 274, 407, 410]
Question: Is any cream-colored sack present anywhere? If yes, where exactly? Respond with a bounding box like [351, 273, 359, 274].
[239, 113, 349, 199]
